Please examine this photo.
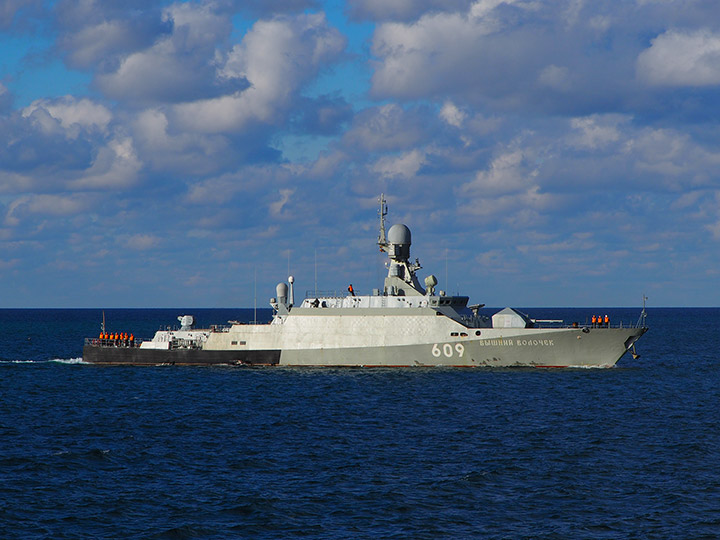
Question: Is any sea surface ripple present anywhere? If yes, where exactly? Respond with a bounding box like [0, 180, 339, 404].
[1, 308, 720, 539]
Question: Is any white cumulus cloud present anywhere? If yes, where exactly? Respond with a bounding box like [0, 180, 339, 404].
[23, 97, 112, 134]
[569, 115, 627, 150]
[69, 137, 142, 190]
[4, 194, 92, 226]
[461, 148, 536, 197]
[270, 188, 295, 216]
[372, 149, 427, 179]
[171, 13, 345, 133]
[637, 29, 720, 87]
[440, 101, 467, 128]
[94, 2, 232, 104]
[124, 234, 161, 250]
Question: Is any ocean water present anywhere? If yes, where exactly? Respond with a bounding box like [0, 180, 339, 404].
[1, 307, 719, 539]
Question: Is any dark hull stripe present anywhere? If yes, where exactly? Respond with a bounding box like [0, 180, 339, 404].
[82, 346, 280, 366]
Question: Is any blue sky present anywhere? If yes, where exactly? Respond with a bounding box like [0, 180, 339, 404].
[2, 0, 720, 308]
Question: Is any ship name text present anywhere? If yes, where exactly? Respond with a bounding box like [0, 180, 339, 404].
[478, 339, 555, 347]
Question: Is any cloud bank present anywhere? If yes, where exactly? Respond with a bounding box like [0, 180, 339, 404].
[2, 0, 720, 307]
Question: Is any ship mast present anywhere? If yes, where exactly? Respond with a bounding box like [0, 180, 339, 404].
[637, 294, 648, 328]
[377, 193, 388, 252]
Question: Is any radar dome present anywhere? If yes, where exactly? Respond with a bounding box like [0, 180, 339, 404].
[424, 275, 437, 296]
[178, 315, 195, 330]
[388, 224, 411, 245]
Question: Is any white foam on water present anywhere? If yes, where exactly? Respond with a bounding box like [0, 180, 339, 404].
[49, 358, 88, 364]
[1, 358, 89, 364]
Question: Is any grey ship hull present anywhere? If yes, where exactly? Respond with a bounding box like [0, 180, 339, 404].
[279, 327, 646, 368]
[83, 326, 646, 368]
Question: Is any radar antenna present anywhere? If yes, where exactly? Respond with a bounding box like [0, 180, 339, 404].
[377, 193, 388, 252]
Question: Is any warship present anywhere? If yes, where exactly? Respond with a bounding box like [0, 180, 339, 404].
[83, 195, 647, 367]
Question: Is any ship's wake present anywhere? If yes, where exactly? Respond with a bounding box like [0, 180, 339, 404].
[0, 358, 88, 364]
[50, 357, 88, 364]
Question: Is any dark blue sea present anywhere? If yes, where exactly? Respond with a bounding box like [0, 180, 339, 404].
[1, 307, 719, 539]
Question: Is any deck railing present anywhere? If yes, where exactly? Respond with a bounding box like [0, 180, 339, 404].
[84, 338, 142, 348]
[304, 290, 348, 299]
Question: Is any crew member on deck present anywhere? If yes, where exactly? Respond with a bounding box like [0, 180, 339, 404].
[348, 284, 355, 297]
[604, 315, 609, 328]
[591, 315, 597, 328]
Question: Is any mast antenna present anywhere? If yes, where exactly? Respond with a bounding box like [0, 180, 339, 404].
[637, 294, 648, 328]
[378, 193, 388, 252]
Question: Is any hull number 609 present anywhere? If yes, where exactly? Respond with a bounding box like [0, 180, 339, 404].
[431, 343, 465, 358]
